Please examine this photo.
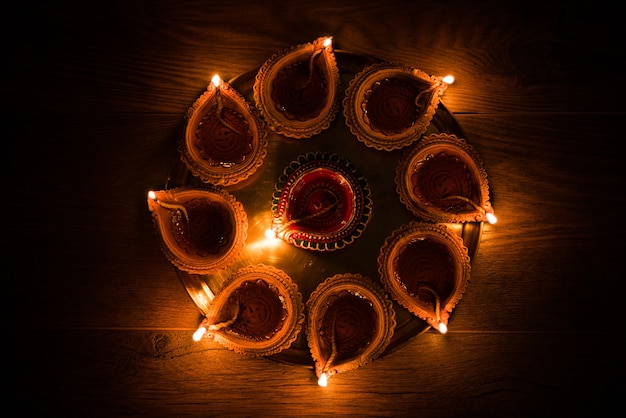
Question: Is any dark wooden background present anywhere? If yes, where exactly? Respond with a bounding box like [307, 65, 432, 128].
[8, 0, 625, 416]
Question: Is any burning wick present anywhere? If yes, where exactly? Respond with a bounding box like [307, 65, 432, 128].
[148, 191, 189, 223]
[192, 304, 240, 342]
[306, 37, 332, 87]
[441, 75, 455, 85]
[414, 75, 454, 108]
[192, 324, 207, 342]
[208, 303, 240, 331]
[419, 284, 448, 334]
[414, 83, 440, 107]
[318, 311, 338, 387]
[442, 195, 497, 224]
[212, 74, 223, 111]
[211, 74, 239, 134]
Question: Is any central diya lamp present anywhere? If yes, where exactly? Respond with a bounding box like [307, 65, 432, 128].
[270, 152, 372, 251]
[253, 36, 341, 138]
[179, 74, 268, 186]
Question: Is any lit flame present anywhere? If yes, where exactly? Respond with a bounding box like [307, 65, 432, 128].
[192, 326, 207, 342]
[147, 190, 189, 222]
[264, 229, 277, 240]
[438, 322, 448, 334]
[318, 373, 328, 387]
[323, 37, 332, 48]
[442, 75, 455, 85]
[486, 212, 497, 224]
[434, 74, 454, 96]
[211, 74, 221, 88]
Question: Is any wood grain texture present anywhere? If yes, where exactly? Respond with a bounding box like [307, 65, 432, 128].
[7, 0, 625, 416]
[13, 329, 623, 417]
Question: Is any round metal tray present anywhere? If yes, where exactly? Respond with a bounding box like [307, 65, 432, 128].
[165, 50, 482, 367]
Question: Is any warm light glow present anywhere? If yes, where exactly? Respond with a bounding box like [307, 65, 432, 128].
[442, 75, 455, 85]
[192, 326, 207, 342]
[323, 37, 332, 48]
[438, 322, 448, 334]
[486, 212, 498, 224]
[211, 74, 221, 88]
[245, 227, 284, 254]
[318, 373, 328, 387]
[147, 190, 189, 222]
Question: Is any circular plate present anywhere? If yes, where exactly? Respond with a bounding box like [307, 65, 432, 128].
[165, 50, 482, 368]
[271, 151, 372, 251]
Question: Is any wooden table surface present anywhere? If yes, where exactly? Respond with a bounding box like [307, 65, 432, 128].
[8, 1, 625, 416]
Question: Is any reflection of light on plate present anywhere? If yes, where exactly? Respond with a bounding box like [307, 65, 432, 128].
[245, 211, 291, 264]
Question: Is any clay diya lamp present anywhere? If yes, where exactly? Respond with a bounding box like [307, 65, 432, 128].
[193, 264, 305, 356]
[179, 74, 268, 186]
[378, 222, 471, 333]
[271, 152, 372, 251]
[147, 187, 247, 274]
[306, 273, 396, 386]
[395, 133, 496, 223]
[343, 62, 448, 151]
[253, 36, 341, 138]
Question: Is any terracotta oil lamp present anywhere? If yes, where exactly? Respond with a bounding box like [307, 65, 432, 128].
[180, 74, 268, 186]
[378, 222, 471, 333]
[193, 264, 305, 357]
[306, 273, 395, 386]
[344, 62, 449, 151]
[270, 152, 372, 251]
[147, 187, 247, 274]
[253, 36, 341, 138]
